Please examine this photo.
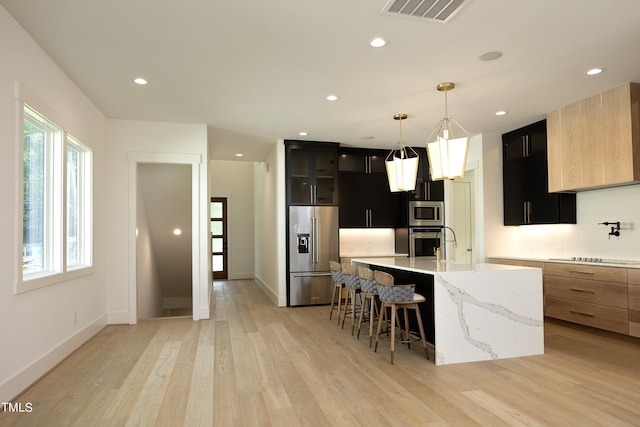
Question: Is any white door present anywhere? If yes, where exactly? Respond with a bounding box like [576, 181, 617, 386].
[453, 171, 474, 264]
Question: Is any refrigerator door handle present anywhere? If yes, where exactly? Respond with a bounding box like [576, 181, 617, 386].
[312, 216, 319, 264]
[291, 272, 331, 278]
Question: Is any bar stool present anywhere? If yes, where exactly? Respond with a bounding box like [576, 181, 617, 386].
[356, 266, 379, 347]
[373, 270, 429, 364]
[340, 263, 361, 335]
[329, 261, 344, 324]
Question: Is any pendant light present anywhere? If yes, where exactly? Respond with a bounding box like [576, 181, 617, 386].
[385, 113, 419, 192]
[426, 82, 470, 180]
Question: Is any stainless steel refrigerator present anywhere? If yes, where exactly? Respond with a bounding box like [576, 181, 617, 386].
[288, 206, 339, 306]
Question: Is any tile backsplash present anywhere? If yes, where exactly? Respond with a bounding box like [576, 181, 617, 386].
[339, 228, 398, 256]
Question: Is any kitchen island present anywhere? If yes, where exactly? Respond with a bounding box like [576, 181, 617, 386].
[351, 257, 544, 365]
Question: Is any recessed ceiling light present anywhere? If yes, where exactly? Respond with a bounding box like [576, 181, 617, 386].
[326, 95, 339, 101]
[586, 68, 604, 76]
[235, 153, 244, 157]
[134, 77, 148, 85]
[298, 131, 308, 136]
[479, 51, 503, 61]
[173, 228, 182, 236]
[495, 110, 507, 116]
[370, 38, 386, 48]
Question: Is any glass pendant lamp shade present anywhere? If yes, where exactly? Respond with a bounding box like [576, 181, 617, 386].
[426, 82, 470, 181]
[385, 113, 419, 192]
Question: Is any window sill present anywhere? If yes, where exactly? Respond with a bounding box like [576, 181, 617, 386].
[15, 267, 94, 294]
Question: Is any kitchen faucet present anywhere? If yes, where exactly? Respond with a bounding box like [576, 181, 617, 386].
[598, 221, 620, 239]
[439, 226, 458, 248]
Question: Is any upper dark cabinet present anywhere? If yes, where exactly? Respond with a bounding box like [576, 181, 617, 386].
[338, 148, 400, 228]
[285, 140, 339, 206]
[408, 147, 444, 201]
[502, 120, 576, 225]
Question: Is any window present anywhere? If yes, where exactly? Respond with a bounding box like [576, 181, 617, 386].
[20, 103, 92, 289]
[66, 135, 92, 270]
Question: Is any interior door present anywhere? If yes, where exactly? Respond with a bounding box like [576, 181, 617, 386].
[211, 197, 228, 279]
[453, 172, 474, 264]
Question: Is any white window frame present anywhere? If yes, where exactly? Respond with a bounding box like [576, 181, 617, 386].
[66, 134, 93, 271]
[17, 102, 93, 294]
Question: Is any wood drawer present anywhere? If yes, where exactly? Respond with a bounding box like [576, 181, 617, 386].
[629, 284, 640, 311]
[628, 269, 640, 285]
[545, 296, 629, 334]
[544, 263, 627, 283]
[544, 275, 628, 308]
[629, 310, 640, 338]
[489, 258, 545, 270]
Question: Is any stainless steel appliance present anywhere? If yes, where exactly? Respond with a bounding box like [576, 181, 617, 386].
[409, 227, 444, 258]
[288, 206, 339, 306]
[409, 201, 444, 227]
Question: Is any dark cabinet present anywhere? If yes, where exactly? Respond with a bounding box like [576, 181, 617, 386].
[408, 147, 444, 201]
[502, 120, 576, 225]
[338, 148, 399, 228]
[286, 140, 339, 206]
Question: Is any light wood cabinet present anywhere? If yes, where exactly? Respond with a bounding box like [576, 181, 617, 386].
[491, 259, 640, 336]
[544, 263, 629, 335]
[547, 82, 640, 192]
[544, 296, 629, 334]
[544, 263, 627, 283]
[628, 269, 640, 337]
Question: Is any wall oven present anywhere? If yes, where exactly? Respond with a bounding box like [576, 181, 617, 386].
[409, 201, 444, 227]
[409, 228, 444, 258]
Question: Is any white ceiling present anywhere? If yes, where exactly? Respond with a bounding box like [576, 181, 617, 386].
[3, 0, 640, 161]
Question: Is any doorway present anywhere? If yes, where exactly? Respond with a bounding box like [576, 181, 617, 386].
[137, 163, 193, 318]
[211, 197, 228, 279]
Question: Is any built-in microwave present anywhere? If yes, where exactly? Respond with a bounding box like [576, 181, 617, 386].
[409, 201, 444, 227]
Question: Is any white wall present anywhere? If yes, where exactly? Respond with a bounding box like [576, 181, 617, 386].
[211, 160, 255, 279]
[136, 190, 163, 318]
[253, 141, 286, 305]
[0, 6, 106, 401]
[104, 120, 209, 323]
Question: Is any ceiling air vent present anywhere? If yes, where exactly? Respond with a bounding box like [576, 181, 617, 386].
[382, 0, 470, 23]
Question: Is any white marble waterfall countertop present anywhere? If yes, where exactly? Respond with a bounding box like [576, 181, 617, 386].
[352, 257, 544, 366]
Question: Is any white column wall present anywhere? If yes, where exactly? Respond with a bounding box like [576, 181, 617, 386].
[104, 120, 209, 323]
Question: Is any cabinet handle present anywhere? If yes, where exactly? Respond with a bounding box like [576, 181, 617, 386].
[525, 135, 531, 157]
[567, 270, 595, 275]
[569, 288, 595, 293]
[569, 310, 595, 318]
[523, 201, 532, 224]
[426, 182, 431, 200]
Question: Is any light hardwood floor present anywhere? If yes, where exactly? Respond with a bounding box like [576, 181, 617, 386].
[2, 279, 640, 426]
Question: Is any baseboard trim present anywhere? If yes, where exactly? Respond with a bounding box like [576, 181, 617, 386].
[254, 275, 285, 306]
[0, 314, 107, 402]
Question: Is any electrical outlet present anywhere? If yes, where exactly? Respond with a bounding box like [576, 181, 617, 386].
[73, 311, 77, 324]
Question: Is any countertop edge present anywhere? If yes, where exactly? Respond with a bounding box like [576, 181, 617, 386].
[488, 256, 640, 268]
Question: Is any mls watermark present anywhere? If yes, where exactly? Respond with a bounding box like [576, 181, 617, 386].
[1, 401, 33, 413]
